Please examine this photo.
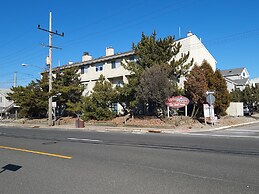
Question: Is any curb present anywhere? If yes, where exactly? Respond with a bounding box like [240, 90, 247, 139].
[1, 119, 259, 134]
[213, 120, 259, 131]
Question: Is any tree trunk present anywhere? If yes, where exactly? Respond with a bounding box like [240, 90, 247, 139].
[194, 106, 200, 118]
[191, 104, 196, 118]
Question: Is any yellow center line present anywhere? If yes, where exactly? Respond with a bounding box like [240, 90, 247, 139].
[0, 145, 72, 159]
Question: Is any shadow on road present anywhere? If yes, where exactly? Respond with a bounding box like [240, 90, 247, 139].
[0, 164, 22, 173]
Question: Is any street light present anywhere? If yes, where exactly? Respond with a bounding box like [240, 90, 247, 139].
[21, 63, 45, 70]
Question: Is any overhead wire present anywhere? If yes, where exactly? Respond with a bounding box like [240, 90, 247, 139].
[1, 0, 259, 87]
[56, 0, 196, 48]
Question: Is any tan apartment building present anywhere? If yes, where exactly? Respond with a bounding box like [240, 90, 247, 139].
[55, 32, 216, 113]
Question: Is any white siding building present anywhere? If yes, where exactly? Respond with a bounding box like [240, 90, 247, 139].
[220, 67, 250, 91]
[56, 32, 216, 113]
[250, 77, 259, 87]
[175, 31, 217, 71]
[174, 31, 217, 87]
[58, 48, 135, 98]
[0, 89, 13, 118]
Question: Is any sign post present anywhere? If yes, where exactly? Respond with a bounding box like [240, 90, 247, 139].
[205, 91, 216, 125]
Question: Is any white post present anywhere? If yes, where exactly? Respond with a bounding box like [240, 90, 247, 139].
[13, 72, 17, 87]
[185, 105, 187, 117]
[167, 106, 170, 118]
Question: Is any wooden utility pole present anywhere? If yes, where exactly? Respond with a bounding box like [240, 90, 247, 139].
[38, 12, 64, 126]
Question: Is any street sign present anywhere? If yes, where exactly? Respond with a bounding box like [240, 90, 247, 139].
[206, 91, 215, 95]
[203, 104, 214, 117]
[206, 94, 215, 106]
[166, 96, 189, 108]
[52, 101, 57, 108]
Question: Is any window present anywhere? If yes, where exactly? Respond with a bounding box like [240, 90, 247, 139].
[0, 97, 2, 103]
[116, 81, 123, 87]
[111, 61, 121, 69]
[96, 64, 103, 72]
[81, 66, 84, 74]
[111, 61, 116, 69]
[243, 72, 246, 77]
[129, 55, 136, 61]
[110, 103, 118, 114]
[81, 65, 88, 74]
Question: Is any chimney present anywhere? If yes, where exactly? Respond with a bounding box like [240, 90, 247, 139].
[187, 31, 193, 37]
[82, 52, 93, 62]
[106, 47, 114, 56]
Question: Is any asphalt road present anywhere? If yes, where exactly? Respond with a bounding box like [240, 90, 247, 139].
[185, 122, 259, 139]
[1, 126, 259, 194]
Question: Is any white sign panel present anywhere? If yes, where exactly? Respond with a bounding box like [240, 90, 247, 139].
[203, 104, 214, 118]
[52, 101, 57, 108]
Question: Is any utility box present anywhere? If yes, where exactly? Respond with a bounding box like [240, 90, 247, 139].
[75, 119, 85, 128]
[226, 102, 244, 117]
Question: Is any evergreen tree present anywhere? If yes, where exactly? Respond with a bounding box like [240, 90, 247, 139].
[184, 65, 208, 117]
[213, 69, 231, 116]
[242, 85, 255, 106]
[200, 61, 231, 116]
[230, 88, 243, 102]
[7, 73, 49, 118]
[200, 60, 216, 90]
[230, 85, 259, 112]
[118, 31, 192, 116]
[81, 75, 117, 121]
[52, 67, 84, 117]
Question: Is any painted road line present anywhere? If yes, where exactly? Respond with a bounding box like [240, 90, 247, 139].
[0, 145, 72, 159]
[67, 138, 103, 142]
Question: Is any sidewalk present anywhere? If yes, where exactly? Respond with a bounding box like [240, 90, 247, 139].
[1, 115, 259, 134]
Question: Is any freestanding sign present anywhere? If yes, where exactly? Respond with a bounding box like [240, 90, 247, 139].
[206, 94, 215, 106]
[166, 96, 190, 108]
[166, 96, 190, 117]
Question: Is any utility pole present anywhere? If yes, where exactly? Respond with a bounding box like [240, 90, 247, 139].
[13, 71, 17, 87]
[38, 12, 64, 126]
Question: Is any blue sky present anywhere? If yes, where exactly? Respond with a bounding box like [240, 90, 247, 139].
[1, 0, 259, 88]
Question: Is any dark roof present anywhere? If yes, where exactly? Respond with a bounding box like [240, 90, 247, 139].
[220, 67, 245, 77]
[232, 78, 249, 86]
[54, 50, 135, 71]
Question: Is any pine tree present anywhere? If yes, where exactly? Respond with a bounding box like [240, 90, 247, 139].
[52, 67, 84, 117]
[200, 60, 216, 90]
[7, 74, 49, 118]
[118, 31, 192, 116]
[81, 75, 117, 121]
[230, 88, 243, 102]
[184, 65, 208, 117]
[200, 61, 230, 116]
[213, 69, 231, 116]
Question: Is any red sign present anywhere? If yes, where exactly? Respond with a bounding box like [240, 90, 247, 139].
[166, 96, 190, 108]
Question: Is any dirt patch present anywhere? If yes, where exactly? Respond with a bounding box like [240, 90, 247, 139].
[9, 114, 259, 130]
[109, 115, 259, 129]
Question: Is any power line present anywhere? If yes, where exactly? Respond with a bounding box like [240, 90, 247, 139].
[57, 0, 195, 49]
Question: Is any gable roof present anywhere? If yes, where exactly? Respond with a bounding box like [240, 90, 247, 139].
[0, 88, 11, 96]
[220, 67, 245, 77]
[233, 78, 249, 86]
[53, 50, 135, 71]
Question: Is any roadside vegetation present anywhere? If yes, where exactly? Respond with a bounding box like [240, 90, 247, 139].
[230, 85, 259, 111]
[8, 31, 257, 122]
